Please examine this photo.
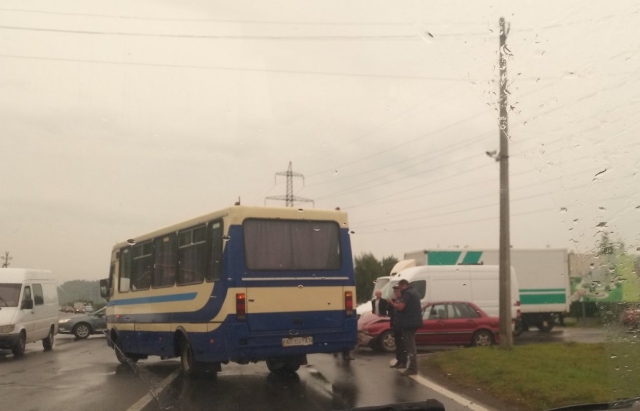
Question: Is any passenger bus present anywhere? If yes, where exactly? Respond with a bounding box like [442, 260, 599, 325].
[100, 205, 357, 375]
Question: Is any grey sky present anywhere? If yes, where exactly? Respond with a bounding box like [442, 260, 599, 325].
[0, 0, 638, 283]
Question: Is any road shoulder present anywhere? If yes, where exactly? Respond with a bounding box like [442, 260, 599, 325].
[418, 356, 528, 411]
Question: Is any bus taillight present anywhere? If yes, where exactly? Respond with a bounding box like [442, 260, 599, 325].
[236, 293, 246, 320]
[345, 291, 354, 316]
[515, 300, 521, 318]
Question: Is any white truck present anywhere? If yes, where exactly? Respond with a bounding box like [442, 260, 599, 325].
[403, 248, 570, 332]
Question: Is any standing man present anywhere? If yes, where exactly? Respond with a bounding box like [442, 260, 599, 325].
[388, 286, 406, 369]
[387, 279, 422, 376]
[371, 290, 389, 317]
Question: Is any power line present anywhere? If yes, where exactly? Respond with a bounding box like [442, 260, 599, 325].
[354, 207, 556, 235]
[0, 54, 480, 82]
[0, 24, 419, 41]
[301, 82, 465, 176]
[314, 75, 640, 203]
[306, 80, 560, 189]
[351, 168, 619, 229]
[0, 7, 415, 26]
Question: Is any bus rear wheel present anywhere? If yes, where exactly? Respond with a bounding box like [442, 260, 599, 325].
[266, 358, 301, 373]
[180, 339, 195, 374]
[114, 344, 139, 365]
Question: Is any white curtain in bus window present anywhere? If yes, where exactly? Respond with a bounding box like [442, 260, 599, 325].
[119, 248, 131, 292]
[178, 226, 206, 285]
[131, 242, 153, 291]
[244, 220, 341, 270]
[154, 234, 176, 288]
[207, 221, 223, 282]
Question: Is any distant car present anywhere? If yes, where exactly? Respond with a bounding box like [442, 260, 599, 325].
[58, 307, 107, 339]
[358, 301, 500, 352]
[84, 305, 93, 313]
[621, 305, 640, 328]
[63, 306, 74, 313]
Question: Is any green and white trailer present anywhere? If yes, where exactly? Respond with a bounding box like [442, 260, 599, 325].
[403, 248, 570, 332]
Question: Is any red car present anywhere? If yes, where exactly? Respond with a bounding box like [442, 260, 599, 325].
[358, 301, 500, 352]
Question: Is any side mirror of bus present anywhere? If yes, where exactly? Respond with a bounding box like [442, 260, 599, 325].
[99, 279, 109, 300]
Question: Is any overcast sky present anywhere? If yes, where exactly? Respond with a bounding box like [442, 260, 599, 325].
[0, 0, 638, 283]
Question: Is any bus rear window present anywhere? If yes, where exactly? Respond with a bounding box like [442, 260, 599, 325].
[243, 219, 341, 271]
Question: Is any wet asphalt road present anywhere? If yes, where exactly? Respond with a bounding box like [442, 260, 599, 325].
[0, 326, 608, 411]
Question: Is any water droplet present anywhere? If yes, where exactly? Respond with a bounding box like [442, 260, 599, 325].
[611, 354, 618, 359]
[560, 207, 568, 213]
[222, 235, 231, 241]
[297, 208, 304, 212]
[599, 207, 606, 212]
[573, 219, 579, 224]
[127, 239, 136, 245]
[333, 170, 338, 176]
[313, 228, 321, 232]
[596, 222, 607, 227]
[350, 231, 355, 234]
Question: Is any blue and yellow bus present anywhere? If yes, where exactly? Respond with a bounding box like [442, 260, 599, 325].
[100, 205, 357, 375]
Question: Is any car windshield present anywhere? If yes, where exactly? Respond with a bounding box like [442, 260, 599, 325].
[0, 284, 22, 307]
[1, 1, 639, 411]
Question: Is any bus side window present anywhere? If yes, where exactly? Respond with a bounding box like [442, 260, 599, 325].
[108, 262, 115, 297]
[154, 234, 177, 288]
[131, 241, 153, 291]
[119, 248, 132, 293]
[177, 226, 206, 285]
[207, 220, 224, 282]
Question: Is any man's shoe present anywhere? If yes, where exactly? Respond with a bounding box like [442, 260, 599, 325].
[400, 369, 418, 376]
[393, 363, 407, 369]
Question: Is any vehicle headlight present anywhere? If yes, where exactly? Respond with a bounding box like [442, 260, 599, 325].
[58, 319, 71, 324]
[0, 325, 15, 333]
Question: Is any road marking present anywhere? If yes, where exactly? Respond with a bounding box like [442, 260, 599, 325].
[409, 373, 492, 411]
[126, 368, 181, 411]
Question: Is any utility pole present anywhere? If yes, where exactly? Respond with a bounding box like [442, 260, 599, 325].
[265, 162, 315, 207]
[1, 251, 13, 268]
[498, 17, 513, 349]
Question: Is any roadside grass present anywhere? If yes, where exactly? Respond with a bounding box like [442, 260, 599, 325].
[422, 341, 640, 411]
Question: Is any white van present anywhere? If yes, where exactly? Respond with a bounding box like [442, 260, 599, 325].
[0, 269, 59, 356]
[379, 265, 521, 320]
[356, 276, 393, 317]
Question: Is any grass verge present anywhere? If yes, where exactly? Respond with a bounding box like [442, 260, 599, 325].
[421, 341, 640, 411]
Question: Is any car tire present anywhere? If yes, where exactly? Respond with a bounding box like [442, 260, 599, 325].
[536, 316, 555, 332]
[378, 330, 396, 353]
[513, 321, 524, 337]
[73, 323, 92, 339]
[42, 328, 54, 350]
[472, 330, 494, 347]
[12, 331, 26, 357]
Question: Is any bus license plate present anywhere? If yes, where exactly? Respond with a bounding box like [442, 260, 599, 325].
[282, 337, 313, 347]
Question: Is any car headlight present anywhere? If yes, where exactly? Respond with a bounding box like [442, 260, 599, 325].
[59, 319, 71, 324]
[0, 325, 15, 333]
